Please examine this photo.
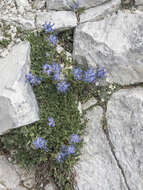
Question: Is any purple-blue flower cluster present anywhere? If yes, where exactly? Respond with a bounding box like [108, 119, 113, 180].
[48, 117, 55, 127]
[56, 81, 70, 93]
[43, 22, 54, 33]
[49, 34, 57, 46]
[42, 62, 62, 81]
[57, 144, 76, 163]
[66, 0, 79, 11]
[70, 134, 80, 143]
[26, 72, 42, 86]
[57, 134, 80, 163]
[73, 67, 106, 83]
[42, 61, 70, 93]
[32, 137, 48, 151]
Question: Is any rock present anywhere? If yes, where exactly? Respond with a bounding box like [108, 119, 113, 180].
[0, 156, 20, 189]
[36, 11, 77, 31]
[46, 0, 110, 11]
[13, 162, 35, 189]
[13, 186, 27, 190]
[81, 97, 97, 110]
[15, 0, 30, 9]
[0, 41, 39, 135]
[75, 106, 128, 190]
[135, 0, 143, 6]
[44, 183, 55, 190]
[80, 0, 120, 23]
[0, 12, 36, 30]
[106, 87, 143, 190]
[32, 0, 46, 9]
[73, 10, 143, 85]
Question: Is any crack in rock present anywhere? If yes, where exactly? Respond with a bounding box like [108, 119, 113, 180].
[102, 106, 131, 190]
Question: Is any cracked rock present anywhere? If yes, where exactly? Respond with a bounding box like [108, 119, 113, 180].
[81, 97, 97, 110]
[80, 0, 120, 23]
[0, 156, 20, 189]
[36, 11, 77, 31]
[75, 106, 128, 190]
[46, 0, 110, 10]
[107, 87, 143, 190]
[0, 41, 39, 135]
[73, 10, 143, 85]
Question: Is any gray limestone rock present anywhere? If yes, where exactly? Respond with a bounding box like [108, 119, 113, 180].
[106, 87, 143, 190]
[0, 156, 20, 189]
[36, 11, 77, 31]
[46, 0, 110, 10]
[81, 97, 97, 110]
[80, 0, 120, 23]
[15, 0, 30, 9]
[135, 0, 143, 6]
[75, 106, 128, 190]
[0, 41, 39, 135]
[73, 10, 143, 85]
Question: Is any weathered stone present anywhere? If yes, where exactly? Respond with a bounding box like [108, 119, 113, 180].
[32, 0, 46, 9]
[80, 0, 120, 23]
[107, 87, 143, 190]
[15, 0, 30, 9]
[46, 0, 110, 10]
[73, 10, 143, 85]
[81, 97, 97, 110]
[13, 163, 35, 189]
[0, 12, 35, 30]
[135, 0, 143, 6]
[36, 11, 77, 31]
[13, 186, 27, 190]
[75, 106, 128, 190]
[44, 183, 55, 190]
[0, 41, 39, 135]
[0, 156, 20, 189]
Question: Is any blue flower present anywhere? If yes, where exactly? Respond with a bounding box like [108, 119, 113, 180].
[53, 72, 61, 81]
[43, 22, 54, 33]
[51, 63, 61, 73]
[57, 152, 67, 163]
[67, 145, 76, 155]
[32, 137, 48, 151]
[83, 68, 96, 83]
[45, 52, 50, 57]
[56, 81, 70, 93]
[42, 63, 53, 75]
[51, 63, 62, 81]
[73, 67, 83, 80]
[26, 72, 33, 81]
[49, 34, 57, 45]
[48, 117, 55, 127]
[26, 72, 42, 86]
[66, 0, 79, 11]
[70, 134, 80, 143]
[97, 67, 106, 78]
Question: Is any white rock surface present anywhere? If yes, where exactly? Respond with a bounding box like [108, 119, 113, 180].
[81, 97, 97, 110]
[15, 0, 30, 9]
[73, 10, 143, 85]
[46, 0, 110, 10]
[0, 41, 39, 135]
[36, 11, 77, 31]
[32, 0, 46, 9]
[107, 87, 143, 190]
[75, 106, 128, 190]
[44, 183, 55, 190]
[0, 156, 20, 189]
[135, 0, 143, 6]
[80, 0, 120, 23]
[0, 12, 36, 30]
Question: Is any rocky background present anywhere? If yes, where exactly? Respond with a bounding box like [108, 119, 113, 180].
[0, 0, 143, 189]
